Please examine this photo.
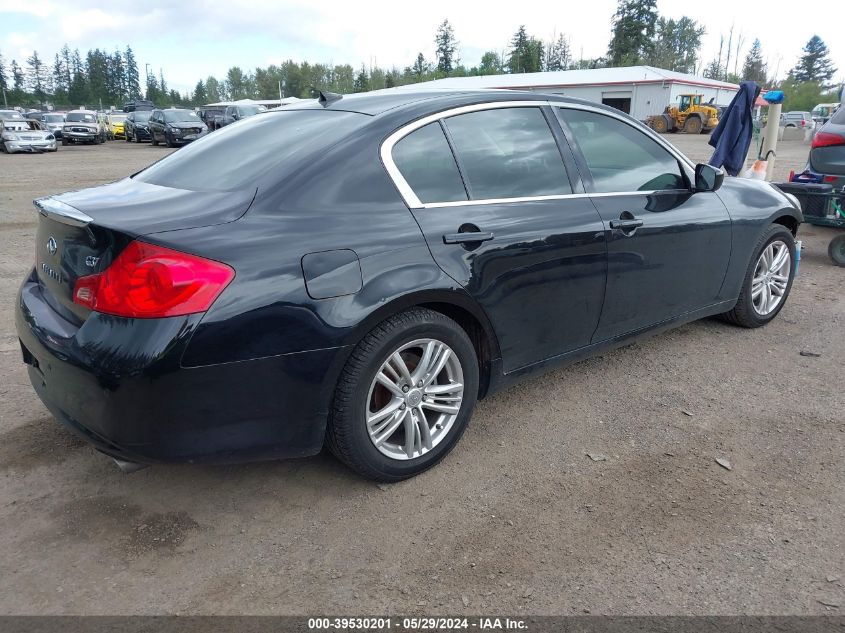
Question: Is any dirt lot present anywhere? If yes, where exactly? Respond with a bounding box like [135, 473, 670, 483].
[0, 135, 842, 616]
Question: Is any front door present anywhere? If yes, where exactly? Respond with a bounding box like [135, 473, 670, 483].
[388, 105, 607, 372]
[557, 106, 732, 341]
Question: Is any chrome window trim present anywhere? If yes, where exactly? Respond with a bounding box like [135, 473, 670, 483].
[380, 99, 697, 209]
[33, 197, 93, 227]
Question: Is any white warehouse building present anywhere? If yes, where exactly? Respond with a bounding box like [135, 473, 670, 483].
[396, 66, 739, 121]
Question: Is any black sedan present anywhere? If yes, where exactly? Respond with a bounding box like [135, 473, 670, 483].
[16, 90, 802, 480]
[148, 108, 207, 147]
[124, 110, 152, 143]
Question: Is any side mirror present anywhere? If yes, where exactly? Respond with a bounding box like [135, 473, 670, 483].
[694, 163, 725, 192]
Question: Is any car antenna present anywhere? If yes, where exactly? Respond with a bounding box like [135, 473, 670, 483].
[318, 90, 343, 107]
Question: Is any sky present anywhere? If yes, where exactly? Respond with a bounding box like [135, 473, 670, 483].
[2, 0, 844, 95]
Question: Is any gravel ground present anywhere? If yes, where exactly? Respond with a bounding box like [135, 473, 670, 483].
[0, 135, 842, 616]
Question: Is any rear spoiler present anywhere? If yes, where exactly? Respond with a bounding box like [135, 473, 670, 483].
[34, 197, 93, 227]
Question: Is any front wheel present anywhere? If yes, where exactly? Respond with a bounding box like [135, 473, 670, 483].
[327, 308, 479, 481]
[719, 225, 796, 327]
[151, 133, 159, 146]
[828, 234, 845, 267]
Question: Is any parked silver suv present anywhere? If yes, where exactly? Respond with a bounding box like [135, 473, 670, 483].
[780, 111, 815, 129]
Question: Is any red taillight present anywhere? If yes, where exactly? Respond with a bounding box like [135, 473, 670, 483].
[812, 132, 845, 148]
[73, 241, 234, 318]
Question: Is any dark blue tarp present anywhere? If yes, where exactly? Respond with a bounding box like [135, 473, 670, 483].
[708, 81, 760, 176]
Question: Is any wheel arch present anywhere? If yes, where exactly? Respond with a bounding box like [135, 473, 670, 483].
[342, 289, 502, 399]
[772, 213, 799, 236]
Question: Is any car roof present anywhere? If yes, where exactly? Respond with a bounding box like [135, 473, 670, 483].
[282, 88, 617, 118]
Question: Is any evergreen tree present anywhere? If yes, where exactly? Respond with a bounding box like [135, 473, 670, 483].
[434, 19, 458, 75]
[25, 51, 48, 106]
[607, 0, 658, 66]
[544, 34, 572, 71]
[407, 53, 431, 82]
[791, 35, 836, 84]
[51, 52, 68, 104]
[353, 65, 369, 92]
[702, 59, 723, 80]
[741, 39, 766, 83]
[68, 49, 87, 106]
[0, 50, 9, 99]
[124, 46, 140, 98]
[508, 26, 543, 74]
[193, 79, 208, 105]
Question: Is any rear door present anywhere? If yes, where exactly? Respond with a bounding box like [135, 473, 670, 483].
[386, 103, 607, 373]
[556, 106, 732, 341]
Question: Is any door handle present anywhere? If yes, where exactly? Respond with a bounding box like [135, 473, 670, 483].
[442, 231, 494, 245]
[609, 218, 644, 230]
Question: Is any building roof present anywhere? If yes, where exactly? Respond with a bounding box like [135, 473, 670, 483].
[394, 66, 739, 92]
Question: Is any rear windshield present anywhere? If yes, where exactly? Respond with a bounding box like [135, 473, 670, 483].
[43, 114, 64, 122]
[134, 110, 368, 192]
[134, 111, 151, 122]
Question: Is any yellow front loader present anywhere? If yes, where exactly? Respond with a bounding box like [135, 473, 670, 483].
[647, 94, 720, 134]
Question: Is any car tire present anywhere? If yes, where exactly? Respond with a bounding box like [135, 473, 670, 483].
[719, 224, 796, 328]
[61, 139, 68, 146]
[684, 116, 703, 134]
[165, 134, 175, 148]
[828, 234, 845, 267]
[151, 133, 159, 146]
[327, 308, 479, 482]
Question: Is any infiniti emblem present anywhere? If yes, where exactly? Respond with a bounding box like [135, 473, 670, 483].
[47, 237, 57, 255]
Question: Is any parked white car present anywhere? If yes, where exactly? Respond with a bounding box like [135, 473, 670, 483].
[0, 116, 58, 153]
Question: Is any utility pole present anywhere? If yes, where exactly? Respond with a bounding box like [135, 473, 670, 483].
[2, 86, 7, 108]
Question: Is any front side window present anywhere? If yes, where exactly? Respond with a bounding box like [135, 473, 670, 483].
[443, 107, 571, 199]
[559, 108, 686, 193]
[392, 122, 468, 204]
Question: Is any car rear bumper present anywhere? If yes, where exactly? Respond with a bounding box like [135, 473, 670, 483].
[15, 273, 342, 464]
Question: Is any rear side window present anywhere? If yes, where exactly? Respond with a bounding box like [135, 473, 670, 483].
[559, 108, 686, 193]
[831, 107, 845, 124]
[135, 110, 368, 192]
[392, 122, 467, 204]
[443, 107, 571, 199]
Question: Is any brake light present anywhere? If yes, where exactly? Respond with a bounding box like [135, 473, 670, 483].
[812, 132, 845, 148]
[73, 241, 234, 318]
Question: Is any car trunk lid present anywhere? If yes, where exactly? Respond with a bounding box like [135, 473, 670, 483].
[34, 180, 255, 322]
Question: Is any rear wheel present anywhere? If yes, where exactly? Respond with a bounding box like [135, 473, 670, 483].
[327, 308, 479, 481]
[828, 234, 845, 267]
[719, 225, 795, 327]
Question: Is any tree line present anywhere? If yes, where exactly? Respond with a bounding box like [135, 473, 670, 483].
[0, 0, 840, 113]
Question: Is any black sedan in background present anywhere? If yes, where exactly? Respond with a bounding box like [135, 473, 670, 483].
[148, 108, 207, 147]
[16, 90, 802, 481]
[124, 110, 152, 143]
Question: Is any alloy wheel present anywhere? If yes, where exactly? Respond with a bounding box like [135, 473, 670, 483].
[751, 240, 791, 316]
[365, 338, 464, 460]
